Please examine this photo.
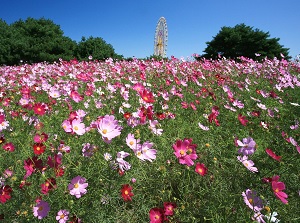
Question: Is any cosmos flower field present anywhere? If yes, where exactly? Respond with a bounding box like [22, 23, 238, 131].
[0, 56, 299, 222]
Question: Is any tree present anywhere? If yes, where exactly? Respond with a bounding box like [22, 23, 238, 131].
[202, 23, 290, 60]
[0, 19, 13, 65]
[76, 36, 121, 61]
[8, 17, 76, 65]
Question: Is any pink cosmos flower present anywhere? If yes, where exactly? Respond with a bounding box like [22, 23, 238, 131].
[70, 90, 83, 103]
[198, 122, 209, 131]
[62, 120, 72, 133]
[126, 133, 140, 150]
[141, 141, 157, 162]
[33, 132, 48, 143]
[172, 138, 198, 166]
[237, 156, 258, 173]
[97, 115, 122, 141]
[33, 200, 50, 219]
[71, 119, 86, 135]
[68, 176, 88, 198]
[56, 209, 69, 223]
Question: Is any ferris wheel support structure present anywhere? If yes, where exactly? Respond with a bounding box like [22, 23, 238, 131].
[154, 17, 168, 57]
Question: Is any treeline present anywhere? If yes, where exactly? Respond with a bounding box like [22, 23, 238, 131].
[0, 17, 123, 65]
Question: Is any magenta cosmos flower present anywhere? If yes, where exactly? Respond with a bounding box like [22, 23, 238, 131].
[33, 200, 50, 219]
[172, 138, 198, 166]
[97, 115, 122, 141]
[68, 176, 88, 198]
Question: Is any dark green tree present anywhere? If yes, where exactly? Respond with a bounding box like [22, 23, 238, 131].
[0, 19, 13, 65]
[76, 36, 121, 61]
[8, 17, 76, 65]
[202, 23, 290, 60]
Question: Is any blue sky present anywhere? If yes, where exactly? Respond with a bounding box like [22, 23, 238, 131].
[1, 0, 300, 59]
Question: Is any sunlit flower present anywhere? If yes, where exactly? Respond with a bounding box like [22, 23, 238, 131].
[173, 138, 198, 166]
[97, 115, 122, 141]
[68, 176, 88, 198]
[103, 153, 112, 161]
[33, 200, 50, 219]
[71, 119, 86, 135]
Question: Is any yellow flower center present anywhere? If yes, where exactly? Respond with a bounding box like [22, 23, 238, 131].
[60, 214, 65, 219]
[129, 141, 134, 146]
[124, 190, 129, 195]
[179, 150, 185, 155]
[74, 183, 79, 188]
[102, 129, 107, 134]
[36, 147, 40, 151]
[74, 126, 78, 131]
[248, 198, 253, 204]
[155, 214, 160, 220]
[38, 206, 43, 211]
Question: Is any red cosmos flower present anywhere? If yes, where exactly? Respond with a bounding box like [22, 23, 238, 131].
[156, 112, 166, 120]
[120, 184, 134, 201]
[0, 185, 12, 204]
[272, 180, 288, 204]
[33, 103, 46, 116]
[208, 106, 220, 126]
[41, 178, 57, 195]
[163, 202, 177, 216]
[149, 207, 164, 223]
[265, 148, 281, 162]
[2, 142, 15, 152]
[195, 162, 208, 176]
[123, 112, 131, 120]
[139, 89, 155, 103]
[251, 110, 261, 117]
[238, 114, 249, 126]
[33, 143, 46, 155]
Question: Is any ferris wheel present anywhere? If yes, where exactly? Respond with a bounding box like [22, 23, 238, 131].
[154, 17, 168, 57]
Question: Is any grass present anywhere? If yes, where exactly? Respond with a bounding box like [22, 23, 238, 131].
[0, 56, 299, 222]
